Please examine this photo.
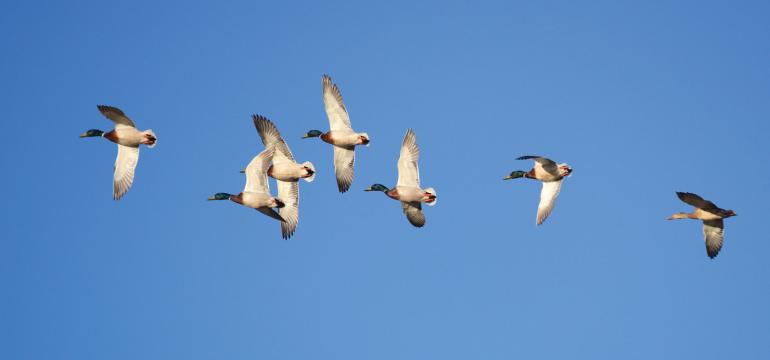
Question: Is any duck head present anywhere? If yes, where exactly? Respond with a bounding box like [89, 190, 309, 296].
[207, 192, 233, 201]
[503, 170, 527, 180]
[79, 129, 104, 138]
[302, 130, 323, 139]
[364, 184, 389, 192]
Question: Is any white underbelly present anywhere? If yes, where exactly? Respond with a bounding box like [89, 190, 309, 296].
[270, 163, 302, 182]
[115, 128, 144, 147]
[241, 192, 273, 208]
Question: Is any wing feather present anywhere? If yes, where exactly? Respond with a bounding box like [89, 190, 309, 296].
[397, 129, 420, 187]
[252, 114, 295, 163]
[401, 201, 425, 227]
[98, 105, 136, 127]
[702, 219, 725, 259]
[536, 180, 563, 225]
[277, 180, 299, 239]
[322, 74, 352, 132]
[333, 146, 355, 193]
[113, 145, 139, 200]
[244, 148, 274, 194]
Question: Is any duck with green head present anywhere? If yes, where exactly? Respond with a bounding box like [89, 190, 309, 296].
[504, 155, 573, 226]
[80, 105, 157, 200]
[667, 192, 736, 259]
[364, 129, 436, 228]
[302, 74, 370, 193]
[208, 147, 286, 224]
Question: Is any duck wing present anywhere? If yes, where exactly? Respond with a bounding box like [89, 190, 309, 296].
[277, 180, 299, 239]
[397, 129, 420, 188]
[333, 145, 355, 193]
[702, 219, 724, 259]
[536, 180, 563, 225]
[252, 115, 295, 164]
[322, 74, 353, 132]
[401, 201, 425, 227]
[676, 192, 718, 210]
[113, 145, 139, 200]
[257, 207, 285, 222]
[244, 148, 274, 194]
[98, 105, 136, 128]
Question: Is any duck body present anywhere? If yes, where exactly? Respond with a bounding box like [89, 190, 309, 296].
[229, 191, 284, 209]
[386, 186, 436, 204]
[268, 162, 314, 183]
[104, 126, 157, 147]
[668, 192, 736, 259]
[321, 131, 370, 147]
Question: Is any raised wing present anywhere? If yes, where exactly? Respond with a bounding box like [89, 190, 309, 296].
[252, 114, 295, 164]
[702, 219, 724, 259]
[113, 145, 139, 200]
[536, 180, 563, 225]
[277, 180, 299, 239]
[244, 148, 274, 194]
[676, 192, 718, 210]
[98, 105, 136, 128]
[397, 128, 420, 188]
[518, 155, 559, 177]
[333, 145, 355, 193]
[401, 201, 426, 227]
[322, 74, 353, 132]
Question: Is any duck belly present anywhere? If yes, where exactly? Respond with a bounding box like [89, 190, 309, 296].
[324, 131, 360, 147]
[111, 127, 145, 147]
[392, 186, 424, 202]
[269, 163, 302, 182]
[694, 209, 723, 220]
[241, 192, 274, 209]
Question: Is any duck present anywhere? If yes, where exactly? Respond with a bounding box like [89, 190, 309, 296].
[251, 114, 315, 239]
[80, 105, 157, 200]
[504, 155, 572, 225]
[302, 74, 370, 193]
[364, 129, 436, 227]
[668, 192, 737, 259]
[208, 147, 286, 223]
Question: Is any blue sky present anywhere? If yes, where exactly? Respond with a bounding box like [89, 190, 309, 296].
[1, 0, 769, 358]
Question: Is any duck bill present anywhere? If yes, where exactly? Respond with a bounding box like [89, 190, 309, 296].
[503, 175, 513, 180]
[363, 187, 374, 191]
[301, 134, 311, 139]
[79, 132, 88, 138]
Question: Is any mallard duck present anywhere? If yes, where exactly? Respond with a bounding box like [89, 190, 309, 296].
[80, 105, 157, 200]
[364, 129, 436, 227]
[668, 192, 737, 259]
[302, 74, 370, 193]
[504, 155, 573, 225]
[252, 114, 315, 239]
[208, 147, 286, 223]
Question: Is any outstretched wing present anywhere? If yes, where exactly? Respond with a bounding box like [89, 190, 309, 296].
[536, 180, 563, 225]
[256, 207, 285, 222]
[676, 192, 718, 210]
[252, 114, 295, 164]
[277, 180, 299, 239]
[113, 145, 139, 200]
[322, 74, 353, 132]
[702, 219, 725, 259]
[401, 201, 425, 227]
[397, 128, 420, 188]
[98, 105, 136, 128]
[333, 145, 355, 193]
[518, 155, 559, 177]
[244, 148, 274, 194]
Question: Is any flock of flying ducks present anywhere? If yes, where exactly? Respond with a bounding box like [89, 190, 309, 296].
[79, 75, 737, 259]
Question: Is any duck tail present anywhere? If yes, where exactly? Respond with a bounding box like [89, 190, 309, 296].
[143, 129, 157, 148]
[424, 187, 437, 206]
[302, 161, 316, 183]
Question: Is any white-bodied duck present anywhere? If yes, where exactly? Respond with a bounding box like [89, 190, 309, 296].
[668, 192, 736, 259]
[252, 114, 315, 239]
[208, 148, 286, 223]
[302, 74, 369, 193]
[364, 129, 436, 227]
[504, 155, 573, 225]
[80, 105, 157, 200]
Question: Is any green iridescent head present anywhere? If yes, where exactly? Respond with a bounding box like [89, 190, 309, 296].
[364, 184, 389, 192]
[207, 192, 232, 201]
[79, 129, 104, 138]
[302, 130, 323, 138]
[503, 171, 527, 180]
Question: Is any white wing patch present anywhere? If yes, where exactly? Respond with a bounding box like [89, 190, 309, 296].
[702, 219, 725, 259]
[244, 148, 274, 194]
[113, 145, 139, 200]
[536, 180, 563, 225]
[277, 180, 299, 239]
[397, 129, 420, 188]
[333, 145, 355, 193]
[322, 74, 353, 132]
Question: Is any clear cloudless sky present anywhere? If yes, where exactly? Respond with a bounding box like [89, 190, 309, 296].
[1, 0, 769, 359]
